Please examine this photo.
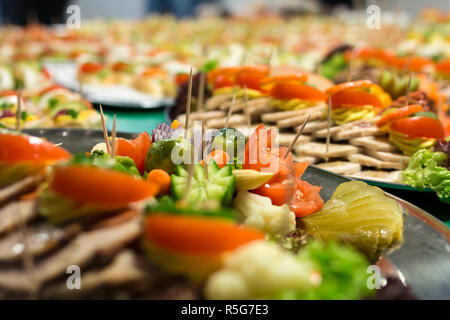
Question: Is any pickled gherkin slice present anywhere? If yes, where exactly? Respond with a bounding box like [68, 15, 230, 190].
[301, 181, 403, 260]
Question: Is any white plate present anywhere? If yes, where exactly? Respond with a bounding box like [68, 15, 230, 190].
[43, 62, 173, 109]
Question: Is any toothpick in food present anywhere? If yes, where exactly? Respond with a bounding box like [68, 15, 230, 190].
[284, 113, 311, 159]
[184, 67, 193, 139]
[326, 96, 332, 162]
[110, 115, 117, 157]
[15, 87, 22, 133]
[99, 105, 111, 155]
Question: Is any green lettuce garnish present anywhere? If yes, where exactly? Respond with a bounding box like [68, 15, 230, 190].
[274, 241, 373, 300]
[402, 149, 450, 204]
[70, 151, 140, 176]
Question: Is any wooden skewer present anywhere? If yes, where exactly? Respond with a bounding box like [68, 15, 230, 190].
[326, 96, 332, 162]
[284, 113, 311, 159]
[346, 56, 353, 82]
[405, 72, 412, 107]
[110, 115, 117, 157]
[15, 87, 22, 133]
[184, 67, 193, 139]
[202, 119, 208, 180]
[243, 85, 251, 127]
[99, 105, 111, 155]
[225, 87, 237, 128]
[197, 71, 205, 114]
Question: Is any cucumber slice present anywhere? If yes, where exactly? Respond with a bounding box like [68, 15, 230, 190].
[171, 163, 235, 208]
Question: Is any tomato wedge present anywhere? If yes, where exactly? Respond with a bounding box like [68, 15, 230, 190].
[112, 62, 131, 72]
[115, 131, 151, 174]
[376, 104, 424, 127]
[79, 62, 104, 73]
[145, 214, 264, 255]
[50, 165, 158, 206]
[234, 69, 267, 91]
[141, 67, 167, 77]
[290, 180, 324, 217]
[390, 116, 445, 140]
[270, 82, 326, 101]
[331, 90, 382, 109]
[175, 73, 190, 86]
[0, 134, 71, 164]
[325, 80, 373, 96]
[390, 56, 433, 72]
[243, 124, 277, 171]
[260, 74, 308, 91]
[0, 90, 18, 97]
[435, 59, 450, 74]
[212, 74, 234, 90]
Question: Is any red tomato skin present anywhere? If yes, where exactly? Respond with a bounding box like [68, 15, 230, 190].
[290, 180, 324, 217]
[390, 116, 445, 140]
[212, 74, 234, 90]
[270, 82, 326, 101]
[331, 90, 382, 109]
[0, 134, 71, 164]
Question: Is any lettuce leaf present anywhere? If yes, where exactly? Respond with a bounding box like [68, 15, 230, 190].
[402, 148, 450, 204]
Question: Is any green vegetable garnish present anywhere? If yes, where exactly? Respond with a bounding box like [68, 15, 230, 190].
[71, 151, 140, 176]
[274, 241, 373, 300]
[171, 161, 235, 208]
[145, 137, 192, 174]
[146, 196, 236, 220]
[402, 148, 450, 204]
[211, 128, 245, 161]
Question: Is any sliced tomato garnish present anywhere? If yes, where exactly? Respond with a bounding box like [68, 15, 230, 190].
[234, 68, 268, 91]
[79, 62, 104, 73]
[207, 67, 240, 84]
[325, 80, 373, 96]
[0, 134, 71, 164]
[212, 74, 234, 90]
[141, 67, 166, 77]
[0, 90, 18, 97]
[270, 82, 326, 102]
[331, 90, 382, 109]
[390, 116, 445, 140]
[390, 56, 433, 72]
[112, 62, 131, 72]
[145, 214, 264, 255]
[175, 73, 190, 86]
[435, 59, 450, 74]
[115, 131, 151, 174]
[50, 165, 158, 206]
[376, 104, 424, 127]
[260, 74, 308, 91]
[290, 180, 324, 218]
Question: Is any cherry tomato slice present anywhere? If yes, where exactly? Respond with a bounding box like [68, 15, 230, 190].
[390, 116, 445, 140]
[376, 104, 424, 127]
[51, 165, 158, 206]
[331, 90, 382, 109]
[80, 62, 104, 73]
[270, 82, 326, 101]
[0, 134, 71, 164]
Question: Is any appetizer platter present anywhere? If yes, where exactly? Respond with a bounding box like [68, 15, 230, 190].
[1, 106, 449, 299]
[44, 62, 175, 109]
